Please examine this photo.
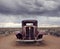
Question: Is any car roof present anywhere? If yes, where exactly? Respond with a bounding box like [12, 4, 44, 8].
[22, 20, 38, 26]
[22, 20, 37, 23]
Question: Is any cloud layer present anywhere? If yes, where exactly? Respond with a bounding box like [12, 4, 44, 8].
[0, 14, 60, 25]
[0, 0, 60, 16]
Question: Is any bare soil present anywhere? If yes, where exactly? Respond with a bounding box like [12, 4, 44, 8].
[0, 34, 60, 49]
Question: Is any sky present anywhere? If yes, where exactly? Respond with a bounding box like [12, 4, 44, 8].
[0, 0, 60, 27]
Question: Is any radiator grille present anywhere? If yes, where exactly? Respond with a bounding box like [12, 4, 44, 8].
[25, 27, 35, 40]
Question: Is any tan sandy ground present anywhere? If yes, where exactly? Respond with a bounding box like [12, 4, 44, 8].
[0, 34, 60, 49]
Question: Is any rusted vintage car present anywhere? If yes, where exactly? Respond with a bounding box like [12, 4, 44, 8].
[15, 20, 44, 42]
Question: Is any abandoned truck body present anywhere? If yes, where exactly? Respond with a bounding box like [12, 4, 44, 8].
[15, 20, 45, 42]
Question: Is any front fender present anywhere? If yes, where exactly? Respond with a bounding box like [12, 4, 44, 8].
[37, 34, 43, 39]
[16, 33, 23, 39]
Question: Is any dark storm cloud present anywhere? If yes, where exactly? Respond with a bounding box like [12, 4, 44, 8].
[0, 0, 60, 16]
[0, 0, 60, 26]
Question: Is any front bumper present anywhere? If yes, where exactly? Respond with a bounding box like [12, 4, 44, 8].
[16, 39, 42, 42]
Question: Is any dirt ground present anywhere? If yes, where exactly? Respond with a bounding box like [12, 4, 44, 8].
[0, 34, 60, 49]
